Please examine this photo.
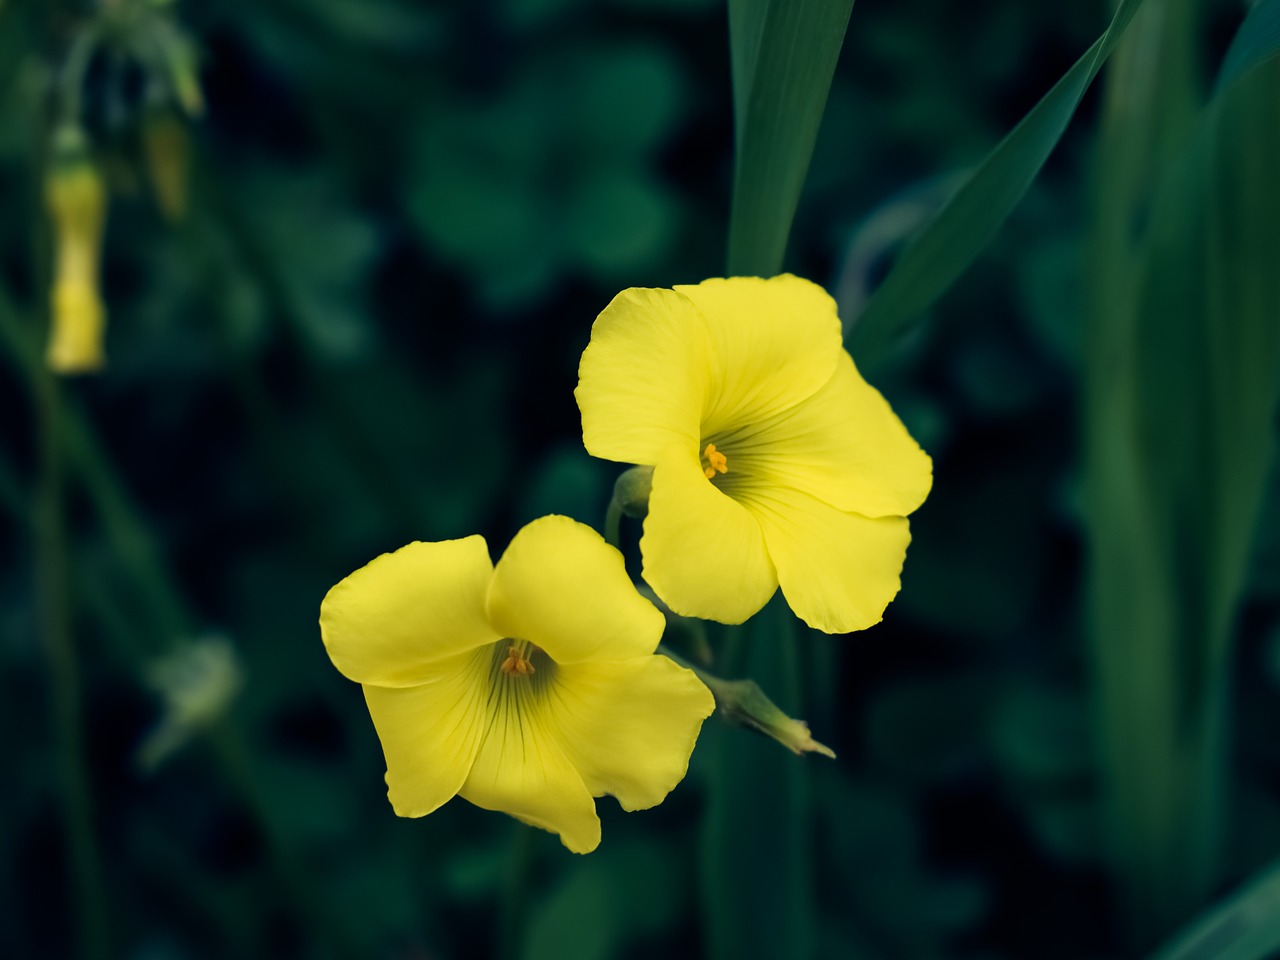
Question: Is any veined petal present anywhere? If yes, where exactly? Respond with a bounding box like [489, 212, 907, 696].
[722, 352, 932, 518]
[321, 537, 500, 687]
[550, 656, 714, 811]
[640, 445, 778, 624]
[576, 286, 711, 465]
[363, 648, 490, 817]
[486, 515, 663, 664]
[673, 275, 841, 436]
[745, 486, 911, 634]
[459, 689, 601, 854]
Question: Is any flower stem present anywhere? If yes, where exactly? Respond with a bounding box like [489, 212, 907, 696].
[497, 823, 538, 960]
[604, 495, 624, 550]
[35, 337, 110, 960]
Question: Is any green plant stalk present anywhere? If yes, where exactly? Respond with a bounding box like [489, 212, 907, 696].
[36, 370, 110, 960]
[496, 823, 538, 960]
[0, 285, 358, 959]
[1084, 0, 1225, 944]
[700, 603, 816, 960]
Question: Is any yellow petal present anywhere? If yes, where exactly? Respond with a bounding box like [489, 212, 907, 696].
[673, 275, 841, 436]
[486, 515, 663, 665]
[744, 486, 911, 634]
[640, 445, 778, 624]
[363, 649, 489, 817]
[458, 687, 601, 854]
[720, 352, 932, 518]
[320, 537, 500, 687]
[576, 286, 711, 465]
[551, 656, 714, 811]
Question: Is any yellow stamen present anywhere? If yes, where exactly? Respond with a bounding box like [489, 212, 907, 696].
[501, 644, 536, 676]
[701, 442, 728, 480]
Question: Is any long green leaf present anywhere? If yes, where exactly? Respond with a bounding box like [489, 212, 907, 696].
[1150, 861, 1280, 960]
[847, 0, 1146, 367]
[1085, 4, 1280, 942]
[1217, 0, 1280, 93]
[726, 0, 854, 276]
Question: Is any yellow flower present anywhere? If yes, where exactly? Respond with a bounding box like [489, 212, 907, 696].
[319, 515, 715, 853]
[45, 143, 108, 374]
[576, 275, 932, 634]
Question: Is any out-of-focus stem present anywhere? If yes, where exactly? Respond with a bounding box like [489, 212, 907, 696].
[497, 823, 538, 960]
[35, 329, 110, 960]
[1086, 0, 1208, 946]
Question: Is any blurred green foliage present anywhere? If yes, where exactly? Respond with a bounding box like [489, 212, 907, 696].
[3, 0, 1280, 959]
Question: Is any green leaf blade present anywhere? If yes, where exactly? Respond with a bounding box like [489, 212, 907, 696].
[847, 0, 1147, 368]
[726, 0, 855, 277]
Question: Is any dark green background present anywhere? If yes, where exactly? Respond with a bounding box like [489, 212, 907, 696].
[2, 1, 1278, 957]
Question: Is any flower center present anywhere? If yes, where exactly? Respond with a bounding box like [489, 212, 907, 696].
[491, 639, 557, 699]
[701, 442, 728, 480]
[499, 647, 535, 675]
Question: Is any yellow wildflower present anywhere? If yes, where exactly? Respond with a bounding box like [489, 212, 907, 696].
[319, 515, 715, 853]
[576, 275, 932, 634]
[45, 134, 108, 374]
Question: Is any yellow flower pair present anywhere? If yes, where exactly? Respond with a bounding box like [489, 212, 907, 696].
[320, 275, 931, 852]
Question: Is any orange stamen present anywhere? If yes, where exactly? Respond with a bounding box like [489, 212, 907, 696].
[701, 442, 728, 479]
[501, 645, 536, 676]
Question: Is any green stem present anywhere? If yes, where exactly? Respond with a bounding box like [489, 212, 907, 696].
[497, 823, 538, 960]
[603, 495, 623, 550]
[35, 351, 110, 960]
[0, 286, 353, 958]
[1086, 0, 1214, 946]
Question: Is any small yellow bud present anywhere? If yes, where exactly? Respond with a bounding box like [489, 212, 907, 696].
[45, 130, 108, 374]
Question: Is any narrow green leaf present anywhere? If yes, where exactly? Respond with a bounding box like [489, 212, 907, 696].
[726, 0, 854, 276]
[848, 0, 1147, 367]
[1150, 861, 1280, 960]
[728, 0, 769, 142]
[1086, 17, 1280, 943]
[1216, 0, 1280, 93]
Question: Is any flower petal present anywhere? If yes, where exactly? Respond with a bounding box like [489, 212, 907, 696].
[640, 445, 778, 624]
[486, 515, 663, 664]
[745, 486, 912, 634]
[550, 656, 714, 811]
[673, 275, 842, 435]
[459, 690, 601, 854]
[321, 537, 501, 687]
[721, 352, 932, 518]
[576, 286, 711, 465]
[362, 649, 490, 817]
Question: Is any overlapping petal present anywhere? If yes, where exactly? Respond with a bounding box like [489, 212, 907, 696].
[459, 692, 602, 854]
[743, 485, 912, 634]
[486, 515, 663, 664]
[640, 444, 778, 624]
[722, 352, 933, 518]
[363, 649, 490, 817]
[674, 275, 842, 436]
[550, 656, 714, 811]
[576, 286, 711, 464]
[320, 537, 499, 687]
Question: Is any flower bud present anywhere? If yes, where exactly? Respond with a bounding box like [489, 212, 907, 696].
[137, 636, 242, 772]
[613, 464, 654, 519]
[45, 128, 108, 374]
[709, 677, 836, 758]
[142, 110, 189, 221]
